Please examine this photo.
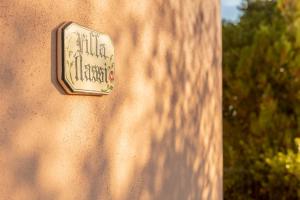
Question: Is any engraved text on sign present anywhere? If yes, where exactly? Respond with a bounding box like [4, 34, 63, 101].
[57, 22, 115, 95]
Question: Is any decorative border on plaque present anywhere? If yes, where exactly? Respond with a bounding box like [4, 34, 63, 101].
[57, 22, 115, 95]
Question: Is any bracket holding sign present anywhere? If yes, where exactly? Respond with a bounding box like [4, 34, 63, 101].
[57, 22, 115, 95]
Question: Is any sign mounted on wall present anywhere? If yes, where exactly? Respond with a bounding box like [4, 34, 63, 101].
[57, 22, 115, 95]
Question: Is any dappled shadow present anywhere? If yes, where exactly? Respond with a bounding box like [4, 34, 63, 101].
[0, 0, 222, 199]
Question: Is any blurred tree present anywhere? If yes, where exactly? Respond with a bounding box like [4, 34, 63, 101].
[223, 0, 300, 199]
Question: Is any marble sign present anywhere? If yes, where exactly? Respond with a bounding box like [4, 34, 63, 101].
[57, 22, 115, 95]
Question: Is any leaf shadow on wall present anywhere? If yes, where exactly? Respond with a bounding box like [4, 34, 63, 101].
[81, 0, 222, 199]
[0, 0, 222, 199]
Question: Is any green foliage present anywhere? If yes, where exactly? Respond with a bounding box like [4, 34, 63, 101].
[223, 0, 300, 199]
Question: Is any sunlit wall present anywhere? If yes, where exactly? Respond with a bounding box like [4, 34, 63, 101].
[0, 0, 222, 199]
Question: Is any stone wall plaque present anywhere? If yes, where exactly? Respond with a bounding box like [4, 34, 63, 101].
[57, 22, 115, 95]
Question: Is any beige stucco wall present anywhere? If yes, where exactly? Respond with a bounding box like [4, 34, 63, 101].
[0, 0, 222, 199]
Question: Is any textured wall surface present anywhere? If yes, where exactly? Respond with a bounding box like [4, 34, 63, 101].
[0, 0, 222, 199]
